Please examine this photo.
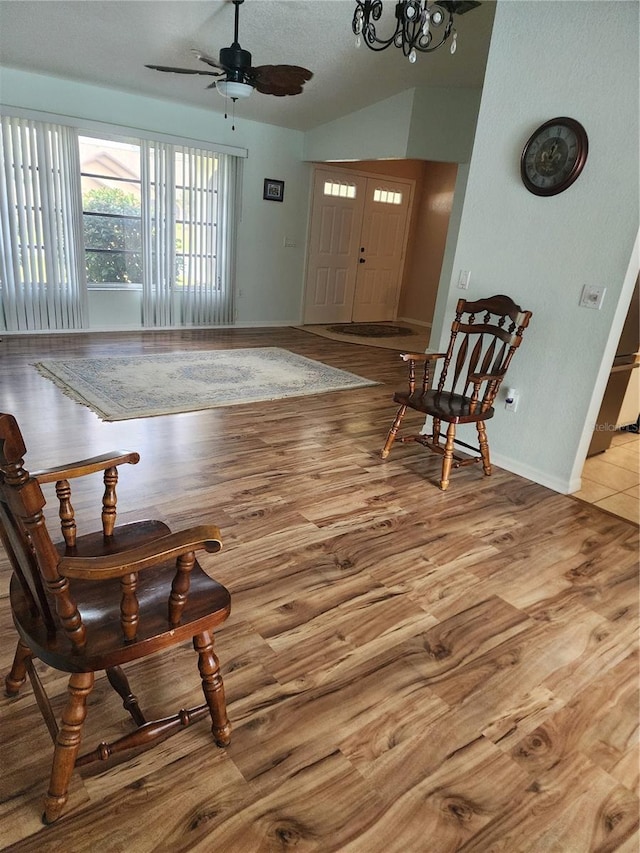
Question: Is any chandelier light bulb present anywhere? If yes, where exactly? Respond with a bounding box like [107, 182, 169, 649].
[408, 48, 417, 63]
[450, 31, 457, 54]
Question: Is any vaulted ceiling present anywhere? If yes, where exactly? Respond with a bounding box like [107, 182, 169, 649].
[0, 0, 496, 131]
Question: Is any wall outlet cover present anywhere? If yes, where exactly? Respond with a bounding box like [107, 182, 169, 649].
[579, 285, 606, 310]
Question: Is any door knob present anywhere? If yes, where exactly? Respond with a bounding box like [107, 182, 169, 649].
[359, 258, 366, 263]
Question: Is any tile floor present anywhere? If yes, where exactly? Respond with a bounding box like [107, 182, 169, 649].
[573, 428, 639, 524]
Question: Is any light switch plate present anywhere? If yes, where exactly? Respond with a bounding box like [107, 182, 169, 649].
[457, 270, 471, 290]
[579, 285, 606, 310]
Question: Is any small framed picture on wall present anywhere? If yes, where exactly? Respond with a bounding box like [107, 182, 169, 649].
[263, 178, 285, 202]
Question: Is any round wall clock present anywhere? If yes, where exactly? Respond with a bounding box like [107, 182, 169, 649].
[520, 117, 588, 196]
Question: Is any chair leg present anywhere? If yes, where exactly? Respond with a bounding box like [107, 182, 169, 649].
[43, 671, 94, 824]
[5, 639, 32, 696]
[194, 631, 231, 748]
[106, 666, 147, 727]
[381, 405, 407, 459]
[477, 421, 492, 476]
[440, 422, 457, 491]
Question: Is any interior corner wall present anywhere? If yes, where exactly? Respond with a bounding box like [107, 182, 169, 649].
[397, 161, 458, 326]
[406, 87, 482, 163]
[302, 90, 415, 162]
[438, 0, 640, 494]
[0, 67, 310, 331]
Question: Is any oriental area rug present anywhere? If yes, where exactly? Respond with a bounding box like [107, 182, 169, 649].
[34, 347, 378, 422]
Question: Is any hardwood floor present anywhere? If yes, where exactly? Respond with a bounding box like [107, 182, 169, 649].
[1, 327, 638, 852]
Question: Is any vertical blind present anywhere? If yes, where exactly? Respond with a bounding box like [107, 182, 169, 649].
[142, 141, 237, 328]
[141, 140, 175, 327]
[0, 116, 87, 331]
[177, 145, 220, 326]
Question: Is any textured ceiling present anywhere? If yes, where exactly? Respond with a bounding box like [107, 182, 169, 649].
[0, 0, 496, 131]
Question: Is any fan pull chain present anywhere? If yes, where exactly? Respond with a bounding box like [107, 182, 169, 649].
[223, 96, 237, 131]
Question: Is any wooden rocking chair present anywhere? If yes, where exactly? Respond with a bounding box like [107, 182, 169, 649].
[381, 295, 532, 490]
[0, 412, 231, 823]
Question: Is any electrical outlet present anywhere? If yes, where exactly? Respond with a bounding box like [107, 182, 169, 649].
[283, 237, 297, 248]
[504, 389, 519, 413]
[579, 285, 606, 310]
[457, 270, 471, 290]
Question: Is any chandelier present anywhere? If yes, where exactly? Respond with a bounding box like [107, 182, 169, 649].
[352, 0, 481, 63]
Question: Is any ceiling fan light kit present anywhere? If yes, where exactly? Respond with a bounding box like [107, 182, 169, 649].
[215, 80, 253, 100]
[352, 0, 481, 62]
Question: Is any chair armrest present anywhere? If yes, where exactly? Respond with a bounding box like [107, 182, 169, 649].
[400, 352, 446, 363]
[400, 352, 446, 394]
[468, 371, 506, 384]
[34, 451, 140, 484]
[58, 524, 223, 580]
[468, 371, 507, 411]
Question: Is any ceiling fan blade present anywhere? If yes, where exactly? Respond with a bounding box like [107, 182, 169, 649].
[191, 48, 225, 70]
[254, 80, 303, 97]
[145, 64, 222, 77]
[249, 65, 313, 96]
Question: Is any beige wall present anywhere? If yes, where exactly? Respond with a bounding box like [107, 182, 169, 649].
[330, 159, 424, 182]
[331, 159, 457, 328]
[398, 161, 457, 326]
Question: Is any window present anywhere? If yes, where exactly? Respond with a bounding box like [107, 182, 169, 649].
[373, 188, 403, 205]
[1, 116, 240, 331]
[80, 137, 142, 287]
[323, 180, 356, 199]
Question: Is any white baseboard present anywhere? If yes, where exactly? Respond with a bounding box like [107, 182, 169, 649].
[491, 452, 579, 495]
[396, 317, 432, 329]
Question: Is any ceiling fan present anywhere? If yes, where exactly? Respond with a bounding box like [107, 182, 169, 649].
[145, 0, 313, 102]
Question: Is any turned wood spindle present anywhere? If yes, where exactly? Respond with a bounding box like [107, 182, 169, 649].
[54, 479, 76, 547]
[120, 572, 139, 643]
[101, 466, 118, 537]
[168, 551, 195, 627]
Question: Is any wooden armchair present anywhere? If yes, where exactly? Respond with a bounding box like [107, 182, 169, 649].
[0, 412, 231, 824]
[381, 295, 532, 490]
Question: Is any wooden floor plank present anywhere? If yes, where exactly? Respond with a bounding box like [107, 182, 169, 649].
[0, 327, 638, 851]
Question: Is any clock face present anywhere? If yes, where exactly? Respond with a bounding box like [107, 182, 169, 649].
[521, 118, 588, 196]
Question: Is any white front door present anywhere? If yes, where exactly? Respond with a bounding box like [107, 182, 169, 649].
[303, 168, 413, 325]
[302, 170, 366, 325]
[352, 180, 413, 322]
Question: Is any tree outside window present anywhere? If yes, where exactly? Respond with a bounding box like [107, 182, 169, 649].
[82, 186, 142, 284]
